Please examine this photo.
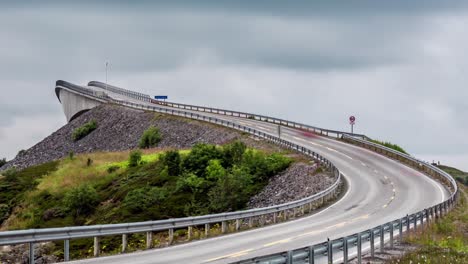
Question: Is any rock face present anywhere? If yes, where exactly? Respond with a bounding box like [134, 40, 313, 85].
[247, 162, 335, 208]
[3, 104, 240, 171]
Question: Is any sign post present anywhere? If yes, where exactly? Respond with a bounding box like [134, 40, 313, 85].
[349, 116, 356, 134]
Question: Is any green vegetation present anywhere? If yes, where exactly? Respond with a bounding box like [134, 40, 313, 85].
[64, 185, 99, 220]
[0, 158, 6, 167]
[370, 139, 408, 154]
[0, 141, 292, 258]
[128, 150, 142, 167]
[72, 120, 97, 141]
[387, 166, 468, 263]
[139, 126, 162, 148]
[0, 161, 59, 225]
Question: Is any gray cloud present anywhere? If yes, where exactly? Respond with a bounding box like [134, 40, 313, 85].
[0, 2, 467, 170]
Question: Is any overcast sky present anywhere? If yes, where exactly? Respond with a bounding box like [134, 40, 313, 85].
[1, 1, 467, 170]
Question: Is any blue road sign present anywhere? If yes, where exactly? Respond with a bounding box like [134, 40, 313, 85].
[154, 96, 168, 100]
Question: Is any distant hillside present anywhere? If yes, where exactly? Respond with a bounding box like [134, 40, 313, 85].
[2, 104, 241, 171]
[438, 164, 468, 186]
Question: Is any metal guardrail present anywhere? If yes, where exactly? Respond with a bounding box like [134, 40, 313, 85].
[0, 84, 343, 263]
[87, 81, 151, 102]
[232, 135, 459, 264]
[87, 81, 369, 140]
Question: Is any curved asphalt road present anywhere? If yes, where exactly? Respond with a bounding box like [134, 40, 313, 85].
[67, 85, 448, 264]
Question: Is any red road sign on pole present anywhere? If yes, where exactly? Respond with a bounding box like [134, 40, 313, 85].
[349, 116, 356, 134]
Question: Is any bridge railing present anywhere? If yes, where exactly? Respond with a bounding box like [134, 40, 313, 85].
[87, 81, 369, 140]
[0, 91, 343, 263]
[56, 80, 110, 102]
[88, 81, 151, 102]
[232, 135, 458, 264]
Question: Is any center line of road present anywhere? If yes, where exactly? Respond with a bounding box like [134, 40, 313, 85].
[263, 238, 292, 247]
[203, 249, 254, 262]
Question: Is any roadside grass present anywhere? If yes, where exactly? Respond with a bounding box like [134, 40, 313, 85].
[386, 177, 468, 263]
[438, 165, 468, 186]
[370, 139, 408, 154]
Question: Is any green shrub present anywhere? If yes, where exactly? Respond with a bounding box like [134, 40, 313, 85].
[107, 165, 120, 173]
[208, 167, 252, 212]
[128, 150, 142, 167]
[0, 204, 9, 223]
[63, 185, 99, 218]
[86, 158, 93, 167]
[0, 158, 6, 167]
[139, 126, 162, 149]
[161, 150, 181, 176]
[182, 143, 222, 177]
[68, 151, 74, 160]
[123, 187, 167, 213]
[222, 141, 246, 167]
[72, 120, 97, 141]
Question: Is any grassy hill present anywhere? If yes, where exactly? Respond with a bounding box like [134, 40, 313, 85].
[437, 164, 468, 186]
[0, 140, 301, 259]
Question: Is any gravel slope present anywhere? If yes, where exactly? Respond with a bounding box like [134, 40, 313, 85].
[2, 104, 240, 171]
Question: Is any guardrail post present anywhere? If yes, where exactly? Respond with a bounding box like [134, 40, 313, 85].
[235, 219, 241, 231]
[93, 237, 100, 257]
[122, 234, 128, 253]
[357, 233, 362, 264]
[413, 214, 417, 231]
[389, 222, 394, 249]
[188, 226, 193, 240]
[286, 250, 294, 264]
[421, 210, 426, 228]
[221, 221, 227, 233]
[205, 223, 210, 237]
[308, 246, 315, 264]
[343, 237, 348, 264]
[327, 238, 333, 264]
[273, 212, 277, 223]
[380, 225, 384, 253]
[168, 228, 174, 245]
[399, 218, 403, 241]
[29, 242, 35, 264]
[370, 230, 375, 258]
[64, 239, 70, 261]
[249, 217, 254, 228]
[301, 205, 305, 215]
[406, 214, 410, 234]
[146, 232, 153, 249]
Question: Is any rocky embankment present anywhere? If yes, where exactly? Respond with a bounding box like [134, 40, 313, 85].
[0, 103, 338, 263]
[248, 162, 335, 208]
[2, 104, 240, 171]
